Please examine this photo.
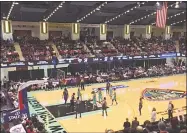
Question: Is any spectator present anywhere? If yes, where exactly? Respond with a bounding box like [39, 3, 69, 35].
[132, 117, 139, 129]
[158, 121, 168, 133]
[3, 76, 8, 89]
[123, 118, 131, 130]
[136, 125, 143, 133]
[151, 107, 157, 122]
[180, 129, 187, 133]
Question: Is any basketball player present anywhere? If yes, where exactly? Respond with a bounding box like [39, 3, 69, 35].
[106, 81, 110, 94]
[60, 78, 64, 89]
[92, 91, 97, 110]
[109, 85, 113, 99]
[168, 101, 174, 120]
[77, 88, 82, 101]
[69, 93, 75, 112]
[80, 77, 85, 91]
[98, 88, 103, 103]
[63, 88, 69, 105]
[112, 88, 118, 105]
[102, 97, 108, 116]
[139, 97, 143, 116]
[75, 97, 81, 119]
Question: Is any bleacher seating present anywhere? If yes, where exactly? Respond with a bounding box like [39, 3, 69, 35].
[179, 36, 186, 55]
[18, 37, 55, 61]
[1, 40, 20, 63]
[86, 41, 118, 57]
[54, 38, 90, 58]
[0, 36, 185, 63]
[112, 37, 176, 56]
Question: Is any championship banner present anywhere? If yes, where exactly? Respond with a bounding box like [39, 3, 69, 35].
[72, 23, 80, 34]
[165, 26, 170, 34]
[146, 25, 152, 35]
[2, 20, 12, 34]
[124, 24, 130, 35]
[40, 22, 48, 34]
[100, 24, 107, 35]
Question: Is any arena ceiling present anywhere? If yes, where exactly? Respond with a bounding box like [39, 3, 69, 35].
[1, 1, 186, 26]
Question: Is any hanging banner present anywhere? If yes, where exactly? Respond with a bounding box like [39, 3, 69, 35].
[100, 24, 107, 34]
[3, 20, 12, 34]
[165, 26, 170, 34]
[72, 23, 80, 34]
[124, 24, 130, 35]
[40, 22, 48, 34]
[146, 25, 152, 35]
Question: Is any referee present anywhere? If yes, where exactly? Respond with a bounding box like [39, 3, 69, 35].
[69, 93, 75, 112]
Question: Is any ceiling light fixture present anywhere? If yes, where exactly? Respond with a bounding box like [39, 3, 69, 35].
[156, 2, 160, 6]
[77, 2, 108, 22]
[44, 1, 65, 21]
[6, 2, 19, 20]
[131, 2, 177, 25]
[96, 8, 100, 10]
[105, 2, 147, 24]
[175, 2, 179, 8]
[170, 19, 186, 26]
[167, 11, 185, 19]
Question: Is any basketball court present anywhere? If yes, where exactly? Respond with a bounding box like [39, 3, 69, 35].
[28, 74, 186, 132]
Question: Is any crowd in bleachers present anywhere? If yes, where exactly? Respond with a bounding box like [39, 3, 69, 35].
[18, 36, 55, 61]
[179, 36, 186, 55]
[0, 91, 7, 106]
[1, 114, 46, 133]
[106, 115, 187, 133]
[21, 114, 46, 133]
[1, 35, 186, 63]
[54, 39, 90, 58]
[111, 37, 176, 56]
[1, 40, 20, 62]
[7, 83, 20, 109]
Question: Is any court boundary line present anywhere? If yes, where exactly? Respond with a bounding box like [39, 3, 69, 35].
[27, 93, 68, 132]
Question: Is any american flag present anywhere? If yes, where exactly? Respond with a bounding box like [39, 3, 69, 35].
[156, 2, 168, 28]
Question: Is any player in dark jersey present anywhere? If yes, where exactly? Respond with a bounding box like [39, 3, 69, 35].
[139, 97, 143, 116]
[63, 88, 69, 105]
[102, 97, 108, 116]
[106, 81, 110, 94]
[69, 93, 75, 112]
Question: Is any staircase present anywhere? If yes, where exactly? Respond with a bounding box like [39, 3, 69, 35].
[109, 42, 119, 53]
[83, 43, 93, 57]
[51, 43, 60, 58]
[14, 43, 24, 61]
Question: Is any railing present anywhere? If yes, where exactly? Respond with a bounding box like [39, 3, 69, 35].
[0, 52, 186, 68]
